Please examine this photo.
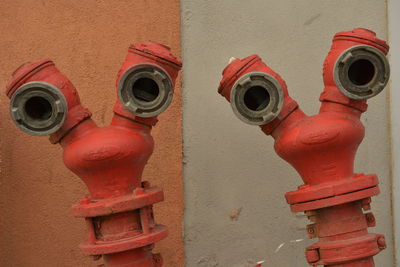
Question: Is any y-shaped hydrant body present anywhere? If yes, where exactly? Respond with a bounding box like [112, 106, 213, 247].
[6, 43, 181, 266]
[218, 29, 390, 266]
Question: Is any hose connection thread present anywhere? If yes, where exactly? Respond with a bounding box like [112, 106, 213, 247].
[115, 42, 182, 119]
[230, 72, 283, 125]
[10, 81, 67, 135]
[118, 64, 173, 117]
[334, 45, 390, 99]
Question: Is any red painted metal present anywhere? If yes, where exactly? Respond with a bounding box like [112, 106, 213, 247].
[218, 29, 389, 266]
[6, 42, 181, 266]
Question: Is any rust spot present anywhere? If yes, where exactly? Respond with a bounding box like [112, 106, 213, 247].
[229, 207, 243, 221]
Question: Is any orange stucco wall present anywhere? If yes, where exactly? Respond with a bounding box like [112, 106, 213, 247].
[0, 1, 183, 266]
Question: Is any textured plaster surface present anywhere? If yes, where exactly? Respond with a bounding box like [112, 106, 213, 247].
[388, 0, 400, 265]
[181, 0, 394, 266]
[0, 1, 184, 266]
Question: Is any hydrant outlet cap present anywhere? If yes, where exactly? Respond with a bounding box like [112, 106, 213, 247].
[130, 42, 182, 68]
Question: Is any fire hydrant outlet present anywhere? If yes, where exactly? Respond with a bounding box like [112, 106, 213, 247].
[10, 81, 68, 136]
[334, 45, 390, 100]
[118, 64, 173, 117]
[230, 72, 284, 125]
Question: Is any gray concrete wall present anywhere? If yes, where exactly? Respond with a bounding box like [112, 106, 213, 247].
[389, 0, 400, 265]
[181, 1, 394, 266]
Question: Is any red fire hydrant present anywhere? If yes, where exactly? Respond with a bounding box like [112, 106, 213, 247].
[218, 28, 390, 266]
[6, 42, 181, 267]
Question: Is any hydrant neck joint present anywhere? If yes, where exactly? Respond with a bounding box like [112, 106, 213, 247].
[319, 87, 368, 113]
[113, 101, 158, 127]
[129, 42, 182, 69]
[49, 105, 92, 144]
[261, 97, 299, 135]
[334, 27, 389, 54]
[6, 59, 54, 98]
